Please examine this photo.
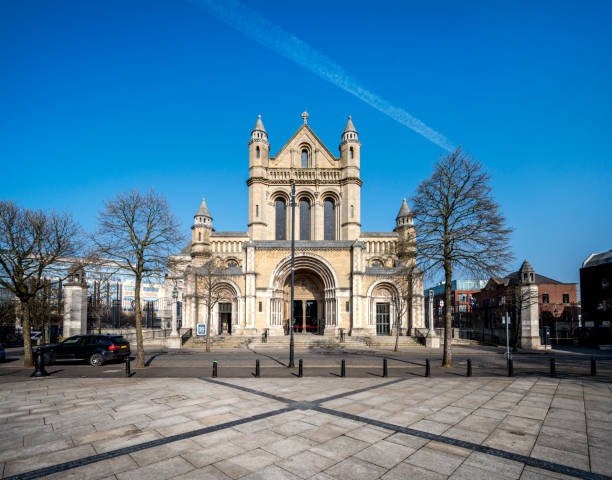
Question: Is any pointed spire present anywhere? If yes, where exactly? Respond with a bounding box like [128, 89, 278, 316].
[396, 198, 411, 219]
[519, 260, 534, 272]
[253, 114, 266, 133]
[344, 115, 356, 133]
[195, 198, 212, 219]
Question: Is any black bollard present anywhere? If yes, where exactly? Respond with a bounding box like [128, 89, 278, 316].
[383, 358, 388, 377]
[550, 358, 555, 377]
[31, 348, 49, 377]
[591, 357, 597, 376]
[255, 359, 260, 377]
[212, 361, 218, 378]
[425, 358, 430, 377]
[341, 359, 346, 377]
[298, 359, 303, 378]
[467, 359, 472, 377]
[124, 356, 131, 377]
[507, 358, 514, 377]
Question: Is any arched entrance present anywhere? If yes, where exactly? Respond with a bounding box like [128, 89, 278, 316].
[283, 271, 323, 333]
[269, 253, 338, 334]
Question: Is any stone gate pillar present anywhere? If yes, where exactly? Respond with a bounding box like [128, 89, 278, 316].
[63, 265, 87, 338]
[518, 260, 542, 349]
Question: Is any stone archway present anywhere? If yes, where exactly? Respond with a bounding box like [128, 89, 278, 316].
[269, 253, 338, 334]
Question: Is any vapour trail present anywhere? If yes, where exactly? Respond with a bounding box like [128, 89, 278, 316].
[188, 0, 455, 152]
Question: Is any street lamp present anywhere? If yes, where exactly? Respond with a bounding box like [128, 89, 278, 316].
[289, 180, 296, 368]
[171, 287, 179, 337]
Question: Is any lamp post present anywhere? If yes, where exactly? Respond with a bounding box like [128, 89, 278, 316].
[171, 287, 179, 337]
[289, 180, 296, 368]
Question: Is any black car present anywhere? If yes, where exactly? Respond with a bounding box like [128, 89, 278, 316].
[41, 334, 130, 366]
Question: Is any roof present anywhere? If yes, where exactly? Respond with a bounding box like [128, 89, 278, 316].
[582, 249, 612, 268]
[210, 232, 248, 238]
[195, 198, 212, 218]
[252, 115, 266, 133]
[179, 242, 192, 255]
[343, 115, 356, 133]
[271, 122, 337, 161]
[361, 232, 398, 238]
[492, 271, 563, 287]
[396, 198, 411, 218]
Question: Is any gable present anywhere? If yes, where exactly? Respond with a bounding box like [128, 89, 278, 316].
[270, 125, 339, 169]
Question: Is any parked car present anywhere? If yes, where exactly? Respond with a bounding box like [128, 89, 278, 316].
[41, 335, 130, 366]
[0, 344, 5, 362]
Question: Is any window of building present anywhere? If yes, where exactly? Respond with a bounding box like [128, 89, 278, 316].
[275, 198, 286, 240]
[301, 149, 308, 168]
[371, 260, 383, 269]
[256, 146, 260, 159]
[258, 301, 262, 312]
[346, 301, 350, 312]
[227, 261, 238, 268]
[542, 294, 549, 304]
[255, 204, 259, 217]
[562, 293, 569, 304]
[350, 147, 354, 159]
[198, 232, 201, 241]
[457, 293, 467, 302]
[458, 305, 468, 313]
[299, 198, 311, 240]
[350, 205, 354, 218]
[323, 198, 335, 240]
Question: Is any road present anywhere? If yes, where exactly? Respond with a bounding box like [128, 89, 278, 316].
[1, 344, 611, 382]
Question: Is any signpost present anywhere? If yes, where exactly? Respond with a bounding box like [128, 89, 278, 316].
[197, 323, 207, 336]
[503, 312, 511, 362]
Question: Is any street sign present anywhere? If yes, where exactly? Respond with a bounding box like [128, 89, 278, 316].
[196, 323, 206, 336]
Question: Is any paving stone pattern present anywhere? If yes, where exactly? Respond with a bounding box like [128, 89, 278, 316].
[0, 375, 611, 479]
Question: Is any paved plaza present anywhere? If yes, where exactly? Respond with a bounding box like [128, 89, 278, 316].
[1, 359, 612, 480]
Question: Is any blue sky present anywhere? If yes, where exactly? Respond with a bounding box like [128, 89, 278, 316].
[1, 0, 610, 285]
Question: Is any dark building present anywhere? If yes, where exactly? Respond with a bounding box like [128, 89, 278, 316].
[580, 249, 612, 330]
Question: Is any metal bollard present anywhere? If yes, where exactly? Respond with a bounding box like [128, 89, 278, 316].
[383, 358, 388, 377]
[31, 348, 49, 377]
[212, 361, 218, 378]
[255, 359, 260, 377]
[507, 358, 514, 377]
[467, 359, 472, 377]
[341, 359, 346, 377]
[591, 357, 597, 376]
[550, 358, 556, 377]
[124, 356, 131, 377]
[425, 359, 430, 377]
[298, 359, 303, 378]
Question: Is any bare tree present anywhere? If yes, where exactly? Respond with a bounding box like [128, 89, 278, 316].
[411, 148, 513, 367]
[92, 190, 185, 368]
[390, 265, 417, 352]
[196, 257, 225, 352]
[0, 201, 81, 367]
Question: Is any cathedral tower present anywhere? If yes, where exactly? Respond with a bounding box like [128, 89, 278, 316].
[395, 198, 415, 264]
[191, 198, 213, 264]
[248, 115, 269, 240]
[339, 116, 362, 240]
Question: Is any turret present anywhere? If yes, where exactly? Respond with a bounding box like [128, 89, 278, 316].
[519, 260, 535, 284]
[339, 115, 361, 168]
[394, 199, 415, 261]
[249, 115, 269, 171]
[191, 198, 213, 260]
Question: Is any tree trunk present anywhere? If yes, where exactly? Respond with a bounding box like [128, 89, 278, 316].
[22, 300, 34, 368]
[442, 257, 453, 367]
[134, 275, 145, 368]
[206, 304, 211, 353]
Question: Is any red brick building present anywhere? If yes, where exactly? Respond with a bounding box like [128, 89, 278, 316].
[472, 261, 579, 343]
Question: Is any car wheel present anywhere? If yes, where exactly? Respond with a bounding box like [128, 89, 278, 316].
[89, 353, 104, 367]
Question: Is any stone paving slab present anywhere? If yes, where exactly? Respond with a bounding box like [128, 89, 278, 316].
[0, 376, 611, 479]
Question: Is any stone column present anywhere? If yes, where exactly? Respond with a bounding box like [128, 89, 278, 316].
[63, 281, 87, 338]
[166, 297, 182, 348]
[520, 284, 542, 349]
[425, 292, 440, 348]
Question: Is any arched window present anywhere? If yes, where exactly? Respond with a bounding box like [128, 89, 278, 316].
[198, 232, 201, 241]
[350, 147, 354, 159]
[227, 260, 238, 268]
[324, 198, 335, 240]
[301, 149, 308, 168]
[256, 146, 260, 159]
[299, 198, 311, 240]
[275, 198, 286, 240]
[371, 260, 383, 269]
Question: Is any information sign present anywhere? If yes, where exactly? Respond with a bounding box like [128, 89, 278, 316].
[197, 323, 207, 336]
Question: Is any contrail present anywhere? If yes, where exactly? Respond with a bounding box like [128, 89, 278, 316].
[188, 0, 455, 152]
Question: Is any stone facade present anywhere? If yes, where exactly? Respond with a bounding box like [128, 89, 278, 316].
[166, 113, 424, 339]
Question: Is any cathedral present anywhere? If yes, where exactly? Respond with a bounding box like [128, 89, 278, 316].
[166, 113, 424, 340]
